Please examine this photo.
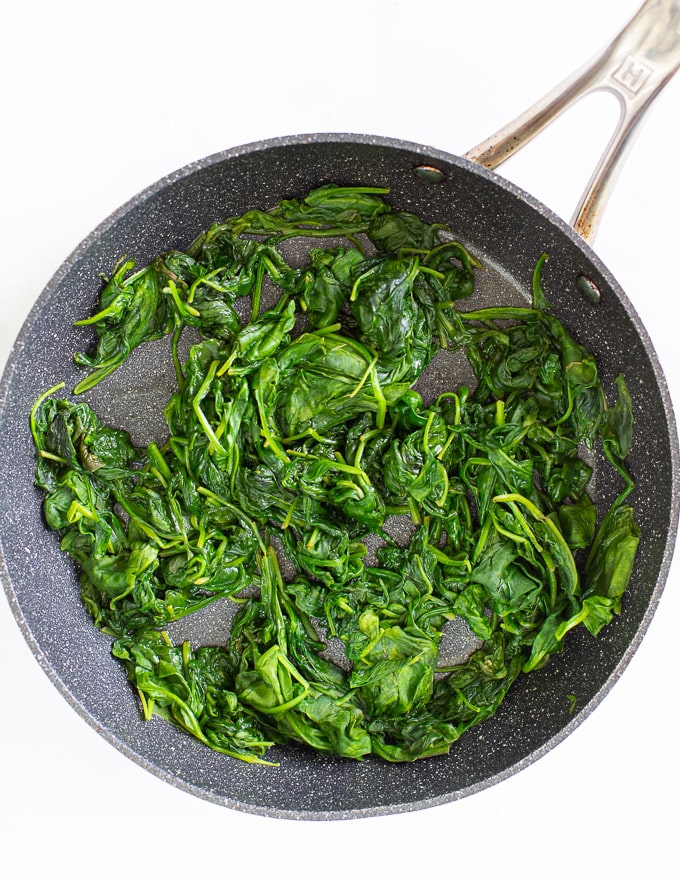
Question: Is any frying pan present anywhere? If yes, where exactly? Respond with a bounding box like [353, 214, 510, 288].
[1, 0, 679, 820]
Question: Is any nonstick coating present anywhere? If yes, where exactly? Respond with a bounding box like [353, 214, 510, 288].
[0, 134, 678, 819]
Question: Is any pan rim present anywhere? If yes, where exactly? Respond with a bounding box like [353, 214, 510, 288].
[1, 132, 678, 819]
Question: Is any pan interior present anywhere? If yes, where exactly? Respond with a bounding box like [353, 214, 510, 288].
[0, 135, 677, 819]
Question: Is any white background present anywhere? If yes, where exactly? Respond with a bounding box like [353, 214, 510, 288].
[1, 1, 678, 877]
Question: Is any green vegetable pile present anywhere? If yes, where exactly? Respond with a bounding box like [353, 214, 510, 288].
[30, 185, 640, 763]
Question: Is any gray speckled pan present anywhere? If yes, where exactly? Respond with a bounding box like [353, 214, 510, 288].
[2, 5, 680, 821]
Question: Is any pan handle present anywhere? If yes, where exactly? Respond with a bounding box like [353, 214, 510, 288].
[464, 0, 680, 242]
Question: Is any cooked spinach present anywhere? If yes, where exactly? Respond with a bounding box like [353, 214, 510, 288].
[30, 185, 639, 763]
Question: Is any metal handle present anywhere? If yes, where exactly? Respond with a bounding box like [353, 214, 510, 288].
[464, 0, 680, 242]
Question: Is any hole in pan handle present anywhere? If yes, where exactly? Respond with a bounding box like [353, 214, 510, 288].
[464, 0, 680, 243]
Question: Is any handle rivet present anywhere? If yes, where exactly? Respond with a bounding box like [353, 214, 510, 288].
[414, 165, 446, 183]
[577, 274, 602, 303]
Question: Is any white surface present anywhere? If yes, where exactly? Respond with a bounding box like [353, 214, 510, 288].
[1, 1, 678, 877]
